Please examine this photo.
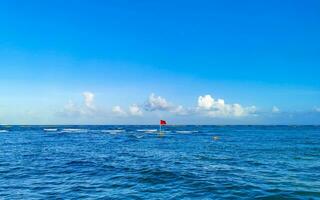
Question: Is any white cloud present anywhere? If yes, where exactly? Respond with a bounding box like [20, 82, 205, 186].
[170, 105, 191, 115]
[61, 92, 97, 117]
[198, 95, 216, 110]
[143, 93, 192, 115]
[82, 92, 95, 109]
[197, 94, 256, 117]
[272, 106, 280, 113]
[144, 93, 170, 111]
[60, 92, 257, 120]
[129, 104, 143, 116]
[112, 106, 127, 116]
[111, 104, 143, 117]
[143, 93, 256, 118]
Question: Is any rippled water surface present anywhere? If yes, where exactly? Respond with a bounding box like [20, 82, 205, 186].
[0, 125, 319, 199]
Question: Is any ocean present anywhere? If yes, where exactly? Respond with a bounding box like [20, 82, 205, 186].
[0, 125, 319, 199]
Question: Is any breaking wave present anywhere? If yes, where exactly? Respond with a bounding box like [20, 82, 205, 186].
[101, 130, 125, 134]
[61, 128, 88, 133]
[136, 129, 158, 133]
[176, 130, 198, 134]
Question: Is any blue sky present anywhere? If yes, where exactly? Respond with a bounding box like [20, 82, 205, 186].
[0, 0, 319, 124]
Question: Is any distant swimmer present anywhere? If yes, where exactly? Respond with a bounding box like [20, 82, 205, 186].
[212, 136, 220, 140]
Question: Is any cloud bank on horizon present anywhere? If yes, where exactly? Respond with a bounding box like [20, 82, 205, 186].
[0, 87, 319, 125]
[51, 91, 320, 124]
[62, 92, 258, 118]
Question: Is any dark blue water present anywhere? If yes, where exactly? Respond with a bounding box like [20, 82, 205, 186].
[0, 126, 319, 199]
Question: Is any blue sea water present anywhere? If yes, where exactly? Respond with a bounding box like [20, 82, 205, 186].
[0, 125, 319, 199]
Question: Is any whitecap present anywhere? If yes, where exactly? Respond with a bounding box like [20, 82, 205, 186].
[134, 134, 144, 139]
[161, 130, 171, 133]
[101, 130, 125, 134]
[61, 128, 88, 133]
[176, 130, 198, 134]
[0, 130, 8, 133]
[136, 129, 158, 133]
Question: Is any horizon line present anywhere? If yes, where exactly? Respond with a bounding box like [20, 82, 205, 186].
[1, 124, 319, 126]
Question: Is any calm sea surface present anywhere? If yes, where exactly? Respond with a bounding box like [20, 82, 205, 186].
[0, 125, 319, 199]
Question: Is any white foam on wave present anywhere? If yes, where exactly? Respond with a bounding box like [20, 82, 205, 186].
[134, 134, 144, 139]
[61, 128, 88, 133]
[161, 130, 171, 133]
[101, 130, 125, 134]
[44, 128, 58, 132]
[176, 130, 198, 134]
[137, 129, 158, 133]
[0, 130, 9, 133]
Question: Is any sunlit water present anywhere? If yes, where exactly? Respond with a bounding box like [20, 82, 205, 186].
[0, 125, 319, 199]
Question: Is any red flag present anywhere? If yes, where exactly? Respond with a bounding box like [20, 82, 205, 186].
[160, 120, 167, 125]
